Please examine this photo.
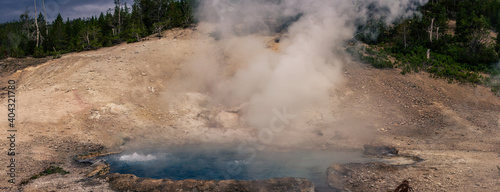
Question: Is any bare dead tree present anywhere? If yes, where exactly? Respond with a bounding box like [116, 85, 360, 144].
[20, 9, 32, 40]
[181, 1, 192, 26]
[114, 0, 126, 35]
[153, 22, 167, 39]
[436, 27, 439, 41]
[34, 0, 40, 47]
[38, 31, 45, 46]
[132, 25, 141, 42]
[90, 26, 99, 41]
[42, 0, 48, 36]
[83, 29, 90, 47]
[106, 8, 117, 36]
[429, 18, 434, 43]
[117, 0, 121, 35]
[118, 0, 121, 35]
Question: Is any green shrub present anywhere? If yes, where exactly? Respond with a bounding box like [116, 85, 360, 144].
[51, 48, 62, 59]
[362, 55, 393, 69]
[10, 47, 25, 58]
[353, 45, 394, 69]
[33, 47, 45, 58]
[110, 36, 122, 45]
[126, 38, 138, 43]
[0, 46, 7, 59]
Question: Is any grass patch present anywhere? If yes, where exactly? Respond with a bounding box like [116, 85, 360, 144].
[346, 44, 394, 69]
[30, 166, 70, 180]
[20, 166, 70, 185]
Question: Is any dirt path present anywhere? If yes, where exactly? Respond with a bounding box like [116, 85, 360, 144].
[0, 26, 498, 191]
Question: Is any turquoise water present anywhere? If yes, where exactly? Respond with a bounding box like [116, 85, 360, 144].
[102, 145, 371, 190]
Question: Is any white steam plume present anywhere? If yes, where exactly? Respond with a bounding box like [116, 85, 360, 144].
[188, 0, 428, 129]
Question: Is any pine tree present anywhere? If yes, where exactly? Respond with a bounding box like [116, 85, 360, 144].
[19, 8, 32, 41]
[37, 13, 47, 48]
[49, 14, 66, 51]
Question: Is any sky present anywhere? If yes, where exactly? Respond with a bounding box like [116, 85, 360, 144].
[0, 0, 117, 23]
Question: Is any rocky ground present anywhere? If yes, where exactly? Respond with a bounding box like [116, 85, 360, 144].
[101, 174, 315, 192]
[326, 52, 500, 191]
[0, 24, 498, 191]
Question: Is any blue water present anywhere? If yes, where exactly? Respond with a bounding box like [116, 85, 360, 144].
[101, 145, 371, 190]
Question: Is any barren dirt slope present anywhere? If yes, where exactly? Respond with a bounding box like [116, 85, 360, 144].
[0, 28, 217, 191]
[333, 57, 500, 191]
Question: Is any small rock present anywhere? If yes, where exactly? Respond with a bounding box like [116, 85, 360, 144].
[86, 161, 110, 177]
[215, 111, 239, 128]
[148, 87, 156, 92]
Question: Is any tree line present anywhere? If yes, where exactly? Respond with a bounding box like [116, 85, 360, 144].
[357, 0, 500, 85]
[2, 0, 499, 87]
[0, 0, 194, 59]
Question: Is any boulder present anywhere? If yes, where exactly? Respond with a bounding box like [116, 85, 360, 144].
[363, 144, 398, 157]
[86, 160, 110, 177]
[215, 111, 239, 128]
[326, 163, 350, 192]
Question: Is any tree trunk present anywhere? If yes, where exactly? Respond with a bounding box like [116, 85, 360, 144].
[404, 24, 407, 49]
[43, 0, 48, 36]
[117, 0, 121, 35]
[436, 27, 439, 41]
[429, 18, 434, 43]
[86, 33, 90, 46]
[34, 0, 40, 47]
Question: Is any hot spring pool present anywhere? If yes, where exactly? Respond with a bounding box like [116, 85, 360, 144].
[100, 145, 388, 190]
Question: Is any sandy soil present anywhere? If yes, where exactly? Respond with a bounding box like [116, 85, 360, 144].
[0, 25, 499, 191]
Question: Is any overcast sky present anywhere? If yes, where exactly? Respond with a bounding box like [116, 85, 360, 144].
[0, 0, 118, 23]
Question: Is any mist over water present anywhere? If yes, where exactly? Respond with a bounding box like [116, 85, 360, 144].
[187, 0, 428, 131]
[103, 145, 369, 189]
[119, 152, 158, 162]
[106, 1, 432, 191]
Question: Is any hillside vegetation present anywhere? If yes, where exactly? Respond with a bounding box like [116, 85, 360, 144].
[0, 0, 194, 58]
[1, 0, 499, 92]
[356, 0, 500, 92]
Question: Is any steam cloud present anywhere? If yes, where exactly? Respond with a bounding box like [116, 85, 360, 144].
[119, 152, 157, 162]
[188, 0, 428, 129]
